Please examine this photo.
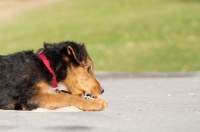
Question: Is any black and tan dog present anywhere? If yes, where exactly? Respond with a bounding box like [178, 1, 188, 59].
[0, 41, 108, 111]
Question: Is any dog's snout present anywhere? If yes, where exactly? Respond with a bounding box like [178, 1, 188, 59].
[100, 87, 104, 94]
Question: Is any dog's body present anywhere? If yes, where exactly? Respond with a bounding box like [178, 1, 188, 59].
[0, 41, 107, 111]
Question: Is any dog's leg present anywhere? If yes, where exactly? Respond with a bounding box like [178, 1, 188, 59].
[35, 93, 108, 111]
[1, 101, 22, 110]
[28, 81, 108, 111]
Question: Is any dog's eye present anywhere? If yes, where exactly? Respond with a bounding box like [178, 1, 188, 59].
[87, 66, 92, 73]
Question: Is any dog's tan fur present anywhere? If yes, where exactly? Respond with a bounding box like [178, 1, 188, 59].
[29, 80, 107, 111]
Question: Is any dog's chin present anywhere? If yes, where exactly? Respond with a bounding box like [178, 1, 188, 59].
[84, 91, 101, 97]
[73, 91, 88, 98]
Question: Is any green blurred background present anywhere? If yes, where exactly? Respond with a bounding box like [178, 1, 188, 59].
[0, 0, 199, 72]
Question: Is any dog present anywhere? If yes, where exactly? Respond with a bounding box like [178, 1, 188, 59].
[0, 41, 108, 111]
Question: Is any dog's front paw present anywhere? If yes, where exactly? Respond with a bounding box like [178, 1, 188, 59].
[82, 99, 108, 111]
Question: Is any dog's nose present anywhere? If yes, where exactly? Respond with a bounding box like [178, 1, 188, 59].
[100, 87, 104, 94]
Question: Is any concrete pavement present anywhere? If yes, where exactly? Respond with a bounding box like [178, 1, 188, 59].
[0, 72, 200, 132]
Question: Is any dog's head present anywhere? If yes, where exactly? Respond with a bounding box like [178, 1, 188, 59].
[44, 41, 104, 97]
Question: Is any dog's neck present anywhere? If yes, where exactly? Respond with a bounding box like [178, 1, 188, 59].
[37, 51, 58, 89]
[40, 48, 68, 82]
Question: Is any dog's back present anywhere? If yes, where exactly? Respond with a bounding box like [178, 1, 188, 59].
[0, 51, 52, 109]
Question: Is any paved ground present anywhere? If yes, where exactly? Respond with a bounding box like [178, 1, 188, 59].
[0, 72, 200, 132]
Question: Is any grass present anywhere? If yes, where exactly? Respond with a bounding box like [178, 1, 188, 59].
[0, 0, 200, 72]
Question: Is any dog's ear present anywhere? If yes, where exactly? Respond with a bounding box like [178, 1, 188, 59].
[66, 46, 82, 64]
[61, 43, 88, 66]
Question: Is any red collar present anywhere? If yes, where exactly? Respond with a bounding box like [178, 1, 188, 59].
[37, 51, 58, 89]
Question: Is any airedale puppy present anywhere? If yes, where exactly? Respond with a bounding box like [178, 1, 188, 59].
[0, 41, 108, 111]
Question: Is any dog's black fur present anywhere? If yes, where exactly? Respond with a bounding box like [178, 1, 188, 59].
[0, 41, 88, 110]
